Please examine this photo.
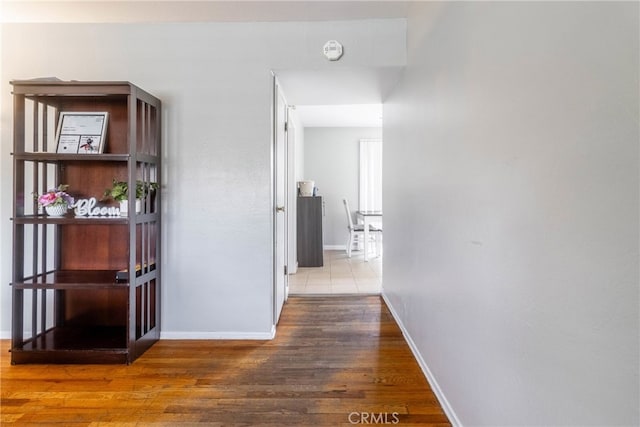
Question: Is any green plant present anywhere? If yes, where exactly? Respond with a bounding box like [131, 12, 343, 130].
[103, 180, 158, 202]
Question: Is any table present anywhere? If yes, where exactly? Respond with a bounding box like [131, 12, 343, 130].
[356, 210, 383, 262]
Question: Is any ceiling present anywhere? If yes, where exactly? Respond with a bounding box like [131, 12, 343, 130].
[275, 66, 404, 128]
[294, 104, 383, 128]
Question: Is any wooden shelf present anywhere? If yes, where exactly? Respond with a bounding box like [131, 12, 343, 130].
[10, 80, 159, 104]
[13, 270, 128, 289]
[12, 153, 130, 162]
[13, 153, 159, 164]
[11, 326, 128, 364]
[13, 215, 129, 225]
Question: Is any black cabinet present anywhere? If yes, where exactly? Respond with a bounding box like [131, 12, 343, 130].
[297, 196, 323, 267]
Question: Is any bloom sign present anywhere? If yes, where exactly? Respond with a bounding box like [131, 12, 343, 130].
[74, 198, 120, 217]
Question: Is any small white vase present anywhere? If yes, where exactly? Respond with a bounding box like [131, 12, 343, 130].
[45, 204, 68, 217]
[119, 199, 142, 216]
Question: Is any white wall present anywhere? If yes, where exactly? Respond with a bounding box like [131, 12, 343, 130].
[303, 127, 382, 248]
[292, 113, 305, 185]
[0, 19, 406, 338]
[383, 2, 639, 426]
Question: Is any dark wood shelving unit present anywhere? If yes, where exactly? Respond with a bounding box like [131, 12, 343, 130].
[10, 80, 162, 364]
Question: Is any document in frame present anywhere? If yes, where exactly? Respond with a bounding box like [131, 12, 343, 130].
[56, 112, 109, 154]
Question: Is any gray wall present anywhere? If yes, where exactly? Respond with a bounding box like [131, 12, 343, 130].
[303, 127, 382, 248]
[0, 20, 406, 337]
[383, 2, 639, 425]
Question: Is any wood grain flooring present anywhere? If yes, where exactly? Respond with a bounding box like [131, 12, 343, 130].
[1, 296, 450, 426]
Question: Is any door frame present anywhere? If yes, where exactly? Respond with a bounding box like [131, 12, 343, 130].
[272, 73, 289, 326]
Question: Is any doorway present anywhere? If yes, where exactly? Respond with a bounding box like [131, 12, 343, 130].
[290, 120, 383, 295]
[272, 67, 397, 302]
[285, 106, 385, 295]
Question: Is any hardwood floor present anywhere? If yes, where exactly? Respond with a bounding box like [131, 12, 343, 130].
[1, 296, 450, 426]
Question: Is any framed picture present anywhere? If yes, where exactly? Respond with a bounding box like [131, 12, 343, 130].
[55, 112, 109, 154]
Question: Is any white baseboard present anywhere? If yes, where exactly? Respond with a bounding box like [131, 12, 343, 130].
[323, 245, 346, 250]
[381, 292, 462, 427]
[0, 331, 10, 339]
[161, 326, 276, 340]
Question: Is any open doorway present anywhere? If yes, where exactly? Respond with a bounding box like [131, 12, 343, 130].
[290, 113, 383, 295]
[280, 105, 384, 294]
[273, 67, 399, 297]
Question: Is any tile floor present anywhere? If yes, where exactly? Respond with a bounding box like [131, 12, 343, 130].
[289, 249, 382, 295]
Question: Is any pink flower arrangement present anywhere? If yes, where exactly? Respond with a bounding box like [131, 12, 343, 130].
[36, 185, 74, 207]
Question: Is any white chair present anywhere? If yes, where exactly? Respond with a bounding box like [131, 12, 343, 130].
[343, 198, 382, 258]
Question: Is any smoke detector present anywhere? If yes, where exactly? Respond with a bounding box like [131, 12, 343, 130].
[323, 40, 343, 61]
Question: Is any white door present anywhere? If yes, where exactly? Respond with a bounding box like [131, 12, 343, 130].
[273, 77, 288, 324]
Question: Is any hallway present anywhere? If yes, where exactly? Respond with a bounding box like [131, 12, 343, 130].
[0, 2, 637, 425]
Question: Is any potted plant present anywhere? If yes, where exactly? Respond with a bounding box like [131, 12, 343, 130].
[35, 184, 74, 217]
[103, 179, 158, 216]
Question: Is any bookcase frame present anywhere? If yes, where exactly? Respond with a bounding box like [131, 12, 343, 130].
[10, 80, 161, 364]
